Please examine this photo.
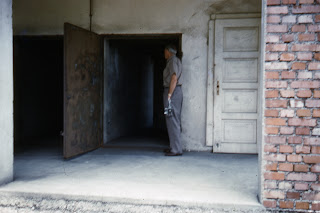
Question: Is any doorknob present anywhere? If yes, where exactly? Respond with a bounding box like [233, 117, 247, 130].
[217, 80, 220, 95]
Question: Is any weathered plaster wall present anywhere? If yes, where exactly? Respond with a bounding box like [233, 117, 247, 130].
[0, 0, 13, 185]
[13, 0, 261, 151]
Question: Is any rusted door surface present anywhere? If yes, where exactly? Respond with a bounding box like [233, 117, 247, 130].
[64, 23, 102, 159]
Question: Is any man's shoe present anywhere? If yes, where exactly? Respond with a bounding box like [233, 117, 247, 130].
[163, 148, 171, 153]
[165, 152, 182, 156]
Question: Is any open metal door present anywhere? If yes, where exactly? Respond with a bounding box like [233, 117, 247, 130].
[64, 23, 103, 159]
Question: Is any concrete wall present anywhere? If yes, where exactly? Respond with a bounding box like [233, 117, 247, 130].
[13, 0, 261, 151]
[0, 0, 13, 185]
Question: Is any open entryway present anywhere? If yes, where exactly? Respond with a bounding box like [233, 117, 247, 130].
[102, 35, 181, 150]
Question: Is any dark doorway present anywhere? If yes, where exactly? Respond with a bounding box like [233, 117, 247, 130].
[13, 36, 64, 152]
[103, 35, 181, 147]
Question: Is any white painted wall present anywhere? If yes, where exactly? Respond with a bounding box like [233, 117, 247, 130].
[0, 0, 13, 185]
[13, 0, 261, 151]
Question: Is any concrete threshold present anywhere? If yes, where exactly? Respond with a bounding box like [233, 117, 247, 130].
[0, 137, 265, 212]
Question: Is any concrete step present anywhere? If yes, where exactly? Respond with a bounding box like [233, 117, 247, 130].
[0, 192, 267, 213]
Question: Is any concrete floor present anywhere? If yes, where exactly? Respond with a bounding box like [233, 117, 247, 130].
[0, 137, 263, 210]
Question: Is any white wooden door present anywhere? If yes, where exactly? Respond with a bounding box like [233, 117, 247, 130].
[213, 18, 261, 154]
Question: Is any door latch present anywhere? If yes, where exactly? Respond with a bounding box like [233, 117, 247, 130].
[217, 80, 220, 95]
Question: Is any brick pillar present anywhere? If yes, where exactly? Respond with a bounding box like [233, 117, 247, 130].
[264, 0, 320, 211]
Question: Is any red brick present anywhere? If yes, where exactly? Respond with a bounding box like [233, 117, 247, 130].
[289, 99, 304, 108]
[298, 15, 313, 23]
[266, 118, 286, 126]
[287, 173, 317, 181]
[297, 90, 312, 98]
[264, 153, 286, 161]
[282, 34, 294, 43]
[266, 163, 278, 171]
[291, 81, 320, 88]
[296, 127, 310, 135]
[279, 145, 293, 153]
[264, 190, 285, 199]
[282, 15, 296, 23]
[281, 71, 295, 79]
[265, 53, 278, 61]
[304, 156, 320, 164]
[265, 109, 279, 117]
[267, 25, 288, 32]
[296, 145, 311, 154]
[266, 100, 287, 108]
[279, 181, 292, 190]
[265, 72, 279, 79]
[295, 182, 309, 191]
[314, 109, 320, 117]
[279, 163, 293, 171]
[308, 25, 320, 32]
[312, 184, 320, 191]
[297, 109, 311, 117]
[279, 201, 294, 209]
[309, 63, 320, 70]
[287, 192, 301, 199]
[316, 15, 320, 23]
[318, 34, 320, 41]
[312, 147, 320, 154]
[280, 127, 294, 134]
[292, 44, 320, 51]
[265, 127, 279, 134]
[280, 53, 294, 61]
[304, 138, 320, 145]
[288, 118, 317, 126]
[265, 180, 277, 189]
[264, 144, 277, 152]
[313, 203, 320, 210]
[306, 100, 320, 107]
[266, 81, 288, 88]
[267, 6, 289, 14]
[288, 136, 302, 144]
[303, 193, 320, 201]
[292, 62, 306, 70]
[298, 53, 312, 61]
[280, 109, 294, 117]
[315, 53, 320, 61]
[266, 62, 288, 70]
[292, 25, 306, 32]
[282, 0, 296, 3]
[298, 72, 312, 79]
[314, 90, 320, 98]
[287, 154, 302, 162]
[279, 90, 294, 97]
[292, 5, 320, 14]
[299, 33, 315, 41]
[267, 0, 281, 4]
[294, 164, 309, 172]
[266, 35, 280, 43]
[263, 200, 277, 208]
[267, 15, 281, 23]
[266, 90, 279, 98]
[266, 44, 288, 51]
[264, 172, 285, 180]
[311, 164, 320, 172]
[300, 0, 314, 3]
[296, 202, 309, 210]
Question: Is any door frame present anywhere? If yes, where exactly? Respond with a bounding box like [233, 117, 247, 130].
[205, 12, 265, 200]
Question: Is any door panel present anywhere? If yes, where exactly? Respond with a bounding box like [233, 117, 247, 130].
[64, 23, 102, 158]
[213, 18, 261, 154]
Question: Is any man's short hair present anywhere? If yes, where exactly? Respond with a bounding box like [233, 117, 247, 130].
[165, 44, 177, 55]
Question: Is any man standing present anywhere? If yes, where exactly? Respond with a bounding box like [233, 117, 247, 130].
[163, 44, 183, 156]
